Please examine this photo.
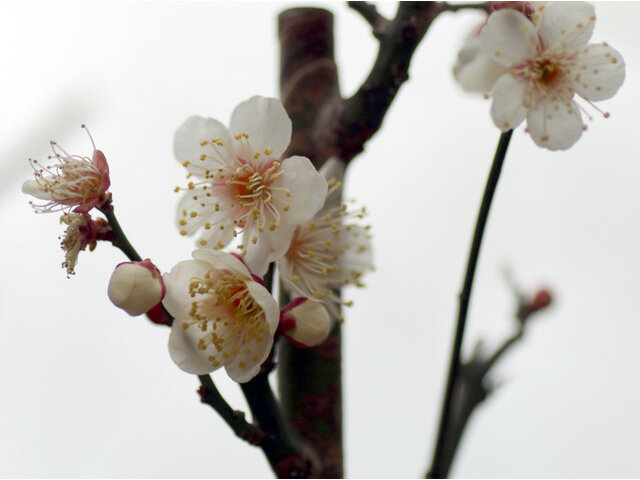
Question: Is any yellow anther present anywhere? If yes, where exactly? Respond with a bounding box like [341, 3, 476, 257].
[183, 161, 190, 167]
[174, 186, 180, 193]
[251, 236, 258, 244]
[179, 230, 187, 236]
[283, 204, 291, 212]
[268, 223, 276, 231]
[200, 140, 208, 146]
[200, 239, 207, 246]
[190, 211, 197, 218]
[179, 219, 187, 226]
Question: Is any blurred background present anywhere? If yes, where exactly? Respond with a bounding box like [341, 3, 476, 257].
[1, 1, 639, 477]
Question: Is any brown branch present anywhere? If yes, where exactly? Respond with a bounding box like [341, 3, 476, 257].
[347, 1, 389, 38]
[199, 375, 311, 479]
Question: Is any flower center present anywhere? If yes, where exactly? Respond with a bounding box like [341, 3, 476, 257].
[183, 270, 267, 368]
[534, 59, 561, 86]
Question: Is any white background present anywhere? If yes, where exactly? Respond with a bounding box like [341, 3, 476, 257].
[1, 1, 639, 477]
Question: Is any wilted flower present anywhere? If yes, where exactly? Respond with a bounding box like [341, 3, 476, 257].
[23, 126, 110, 212]
[480, 2, 625, 149]
[278, 158, 374, 320]
[59, 212, 106, 276]
[174, 96, 328, 276]
[108, 260, 166, 316]
[280, 298, 332, 348]
[163, 249, 279, 383]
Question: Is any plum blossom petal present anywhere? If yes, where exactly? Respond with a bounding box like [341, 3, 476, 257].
[229, 95, 292, 161]
[573, 44, 625, 101]
[454, 24, 508, 94]
[538, 2, 595, 50]
[174, 116, 234, 176]
[490, 74, 528, 130]
[164, 249, 279, 382]
[480, 9, 539, 66]
[526, 98, 583, 150]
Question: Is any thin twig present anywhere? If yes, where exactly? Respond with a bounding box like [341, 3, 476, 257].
[441, 2, 491, 14]
[427, 130, 513, 478]
[98, 203, 142, 262]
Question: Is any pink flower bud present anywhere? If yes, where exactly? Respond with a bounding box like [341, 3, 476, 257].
[107, 260, 165, 316]
[529, 289, 552, 313]
[280, 298, 332, 348]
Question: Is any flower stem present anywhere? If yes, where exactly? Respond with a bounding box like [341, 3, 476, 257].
[98, 204, 142, 262]
[427, 130, 513, 478]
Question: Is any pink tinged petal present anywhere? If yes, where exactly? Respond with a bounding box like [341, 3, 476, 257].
[229, 96, 292, 161]
[22, 179, 51, 200]
[539, 2, 594, 50]
[573, 44, 625, 102]
[526, 98, 583, 150]
[480, 9, 538, 67]
[490, 74, 528, 131]
[174, 116, 234, 175]
[168, 319, 220, 375]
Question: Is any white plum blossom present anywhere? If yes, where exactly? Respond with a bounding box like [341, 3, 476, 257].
[480, 2, 625, 150]
[278, 158, 374, 320]
[174, 96, 328, 276]
[163, 249, 279, 383]
[22, 126, 110, 213]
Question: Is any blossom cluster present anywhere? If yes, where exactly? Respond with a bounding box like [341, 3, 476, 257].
[454, 2, 625, 150]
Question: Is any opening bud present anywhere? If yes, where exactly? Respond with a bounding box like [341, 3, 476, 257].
[280, 298, 332, 348]
[107, 259, 165, 316]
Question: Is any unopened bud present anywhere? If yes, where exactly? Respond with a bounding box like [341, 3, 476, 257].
[280, 298, 332, 348]
[529, 289, 552, 313]
[108, 260, 165, 316]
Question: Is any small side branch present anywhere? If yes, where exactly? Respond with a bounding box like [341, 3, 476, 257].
[98, 203, 142, 262]
[347, 1, 389, 38]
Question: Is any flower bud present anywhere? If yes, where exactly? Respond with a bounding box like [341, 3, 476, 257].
[107, 260, 165, 316]
[280, 298, 332, 348]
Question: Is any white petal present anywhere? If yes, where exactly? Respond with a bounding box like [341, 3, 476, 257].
[224, 333, 273, 383]
[573, 44, 625, 102]
[175, 190, 236, 249]
[22, 179, 51, 200]
[242, 235, 273, 277]
[340, 225, 374, 276]
[454, 35, 507, 94]
[480, 10, 537, 67]
[539, 2, 594, 51]
[526, 98, 584, 150]
[275, 156, 328, 225]
[490, 74, 528, 131]
[162, 259, 209, 322]
[318, 157, 345, 216]
[174, 116, 234, 175]
[191, 248, 252, 279]
[168, 319, 219, 375]
[223, 281, 278, 383]
[455, 50, 508, 94]
[229, 96, 292, 161]
[246, 281, 280, 335]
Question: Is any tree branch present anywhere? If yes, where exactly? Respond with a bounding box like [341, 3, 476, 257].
[347, 1, 388, 39]
[427, 130, 513, 478]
